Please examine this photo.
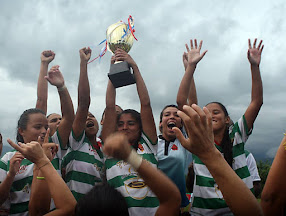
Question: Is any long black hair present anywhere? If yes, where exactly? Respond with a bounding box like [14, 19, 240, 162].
[75, 183, 129, 216]
[207, 102, 233, 168]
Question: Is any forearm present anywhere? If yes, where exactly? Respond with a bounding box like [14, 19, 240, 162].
[57, 87, 75, 147]
[261, 136, 286, 215]
[0, 173, 14, 205]
[78, 61, 90, 109]
[36, 62, 49, 114]
[101, 81, 117, 142]
[188, 78, 198, 105]
[37, 161, 76, 216]
[201, 150, 262, 215]
[250, 65, 263, 107]
[137, 160, 181, 215]
[29, 168, 51, 216]
[177, 64, 196, 110]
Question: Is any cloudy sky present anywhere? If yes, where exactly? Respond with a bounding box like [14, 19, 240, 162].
[1, 0, 286, 160]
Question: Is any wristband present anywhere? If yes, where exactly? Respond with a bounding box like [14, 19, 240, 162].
[36, 176, 45, 180]
[57, 85, 66, 92]
[38, 161, 50, 170]
[126, 149, 143, 170]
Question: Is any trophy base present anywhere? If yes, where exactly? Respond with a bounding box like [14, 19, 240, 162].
[108, 61, 136, 88]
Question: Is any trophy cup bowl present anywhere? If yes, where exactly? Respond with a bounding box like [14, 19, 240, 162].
[107, 21, 136, 88]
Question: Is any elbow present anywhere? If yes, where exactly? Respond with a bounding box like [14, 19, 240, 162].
[261, 189, 277, 205]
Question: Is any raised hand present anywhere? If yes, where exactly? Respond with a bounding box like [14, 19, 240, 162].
[79, 47, 92, 63]
[172, 104, 215, 161]
[39, 128, 58, 161]
[41, 50, 55, 64]
[248, 38, 264, 66]
[114, 48, 137, 68]
[9, 152, 24, 177]
[185, 39, 208, 66]
[111, 55, 116, 65]
[103, 132, 132, 161]
[45, 65, 65, 88]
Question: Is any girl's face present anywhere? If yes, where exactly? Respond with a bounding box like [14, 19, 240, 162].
[160, 107, 182, 140]
[205, 103, 230, 134]
[85, 112, 99, 138]
[19, 113, 48, 144]
[117, 113, 140, 145]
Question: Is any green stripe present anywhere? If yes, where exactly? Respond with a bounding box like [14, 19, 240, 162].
[193, 154, 204, 165]
[232, 142, 245, 158]
[71, 190, 85, 201]
[108, 175, 137, 188]
[231, 121, 242, 138]
[10, 201, 29, 214]
[11, 176, 33, 192]
[125, 196, 159, 208]
[51, 157, 60, 170]
[105, 154, 157, 169]
[72, 129, 84, 142]
[0, 160, 7, 170]
[56, 129, 66, 150]
[65, 170, 101, 185]
[62, 151, 103, 168]
[245, 150, 250, 157]
[192, 197, 228, 209]
[242, 115, 251, 135]
[234, 166, 250, 179]
[195, 175, 215, 187]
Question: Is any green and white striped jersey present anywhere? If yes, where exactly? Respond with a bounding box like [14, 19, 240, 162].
[105, 132, 159, 216]
[191, 115, 253, 216]
[61, 131, 104, 201]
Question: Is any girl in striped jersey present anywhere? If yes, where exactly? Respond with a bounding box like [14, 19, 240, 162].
[0, 64, 73, 216]
[61, 47, 105, 201]
[101, 49, 162, 216]
[177, 38, 264, 215]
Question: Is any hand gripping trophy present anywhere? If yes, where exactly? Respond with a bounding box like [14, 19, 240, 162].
[107, 16, 138, 88]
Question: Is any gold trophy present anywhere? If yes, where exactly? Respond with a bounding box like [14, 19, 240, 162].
[107, 19, 136, 88]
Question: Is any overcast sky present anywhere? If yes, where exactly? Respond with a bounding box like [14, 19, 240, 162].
[1, 0, 286, 160]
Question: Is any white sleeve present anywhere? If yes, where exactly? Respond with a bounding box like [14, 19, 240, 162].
[246, 153, 261, 181]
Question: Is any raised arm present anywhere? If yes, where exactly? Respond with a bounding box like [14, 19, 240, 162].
[45, 66, 75, 147]
[7, 140, 76, 216]
[177, 39, 207, 110]
[72, 47, 92, 137]
[244, 38, 264, 130]
[36, 50, 55, 114]
[261, 135, 286, 215]
[173, 104, 263, 216]
[103, 133, 181, 216]
[182, 52, 198, 106]
[101, 57, 117, 142]
[115, 49, 157, 143]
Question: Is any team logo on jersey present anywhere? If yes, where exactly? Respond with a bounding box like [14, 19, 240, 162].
[94, 163, 101, 171]
[171, 144, 178, 150]
[214, 183, 224, 199]
[138, 144, 144, 152]
[124, 177, 149, 200]
[16, 165, 27, 175]
[22, 183, 31, 194]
